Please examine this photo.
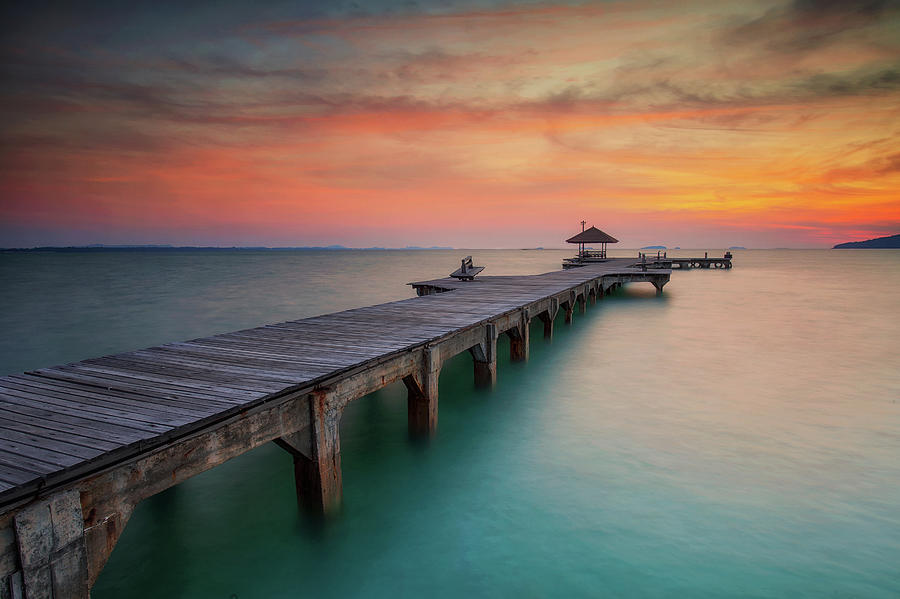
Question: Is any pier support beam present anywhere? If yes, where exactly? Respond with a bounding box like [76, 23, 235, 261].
[12, 490, 89, 599]
[404, 345, 440, 437]
[539, 299, 558, 339]
[563, 291, 576, 324]
[651, 274, 669, 296]
[507, 311, 530, 362]
[469, 324, 497, 387]
[538, 313, 552, 339]
[275, 390, 343, 514]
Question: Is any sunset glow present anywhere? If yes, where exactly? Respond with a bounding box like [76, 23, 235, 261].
[2, 0, 899, 248]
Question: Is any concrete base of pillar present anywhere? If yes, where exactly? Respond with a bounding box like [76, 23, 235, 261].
[13, 490, 89, 599]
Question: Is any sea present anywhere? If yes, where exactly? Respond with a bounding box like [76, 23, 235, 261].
[1, 248, 898, 598]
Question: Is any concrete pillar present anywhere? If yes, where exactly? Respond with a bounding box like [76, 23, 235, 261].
[404, 345, 440, 436]
[81, 499, 132, 589]
[566, 291, 578, 323]
[470, 323, 497, 387]
[275, 390, 342, 514]
[538, 312, 553, 339]
[652, 275, 669, 296]
[563, 297, 574, 324]
[541, 299, 558, 339]
[508, 311, 530, 362]
[12, 490, 89, 599]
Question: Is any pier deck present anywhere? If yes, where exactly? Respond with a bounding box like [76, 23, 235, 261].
[637, 254, 733, 270]
[0, 259, 669, 598]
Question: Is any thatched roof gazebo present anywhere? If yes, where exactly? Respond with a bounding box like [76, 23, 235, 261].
[566, 224, 619, 263]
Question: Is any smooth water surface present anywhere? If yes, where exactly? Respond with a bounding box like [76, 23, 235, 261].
[2, 249, 898, 598]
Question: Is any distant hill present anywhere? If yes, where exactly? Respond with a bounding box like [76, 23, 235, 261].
[640, 245, 666, 249]
[728, 246, 746, 250]
[833, 234, 900, 249]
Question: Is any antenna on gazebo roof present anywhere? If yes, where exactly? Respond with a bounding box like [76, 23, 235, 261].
[581, 220, 586, 232]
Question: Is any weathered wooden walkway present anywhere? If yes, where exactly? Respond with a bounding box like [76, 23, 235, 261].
[636, 252, 733, 270]
[0, 259, 669, 598]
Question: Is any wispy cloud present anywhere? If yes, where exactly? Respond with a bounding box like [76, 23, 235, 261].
[1, 0, 899, 247]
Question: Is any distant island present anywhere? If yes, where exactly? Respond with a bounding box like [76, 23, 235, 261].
[833, 234, 900, 249]
[641, 245, 666, 249]
[728, 246, 746, 250]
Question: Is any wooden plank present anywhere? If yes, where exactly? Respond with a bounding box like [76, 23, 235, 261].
[0, 379, 213, 422]
[29, 369, 252, 405]
[132, 347, 354, 376]
[7, 373, 236, 414]
[0, 462, 42, 486]
[54, 362, 280, 397]
[0, 393, 173, 434]
[0, 427, 104, 461]
[0, 417, 120, 452]
[0, 440, 76, 472]
[0, 406, 154, 444]
[83, 355, 299, 387]
[0, 386, 188, 428]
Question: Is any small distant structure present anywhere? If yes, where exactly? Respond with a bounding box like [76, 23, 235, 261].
[450, 255, 484, 280]
[562, 221, 619, 269]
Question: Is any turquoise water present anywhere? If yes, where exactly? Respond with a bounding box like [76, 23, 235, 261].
[2, 249, 899, 598]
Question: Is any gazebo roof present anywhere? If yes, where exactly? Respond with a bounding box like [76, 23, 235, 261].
[566, 226, 619, 244]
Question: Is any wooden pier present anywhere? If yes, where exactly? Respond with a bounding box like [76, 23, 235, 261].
[0, 258, 672, 598]
[636, 252, 733, 270]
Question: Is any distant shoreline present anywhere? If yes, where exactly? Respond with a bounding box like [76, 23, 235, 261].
[832, 234, 900, 249]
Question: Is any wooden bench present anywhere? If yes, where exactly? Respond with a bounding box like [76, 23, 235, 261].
[449, 256, 484, 280]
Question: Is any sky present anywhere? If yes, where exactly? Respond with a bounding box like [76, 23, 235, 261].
[1, 0, 899, 249]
